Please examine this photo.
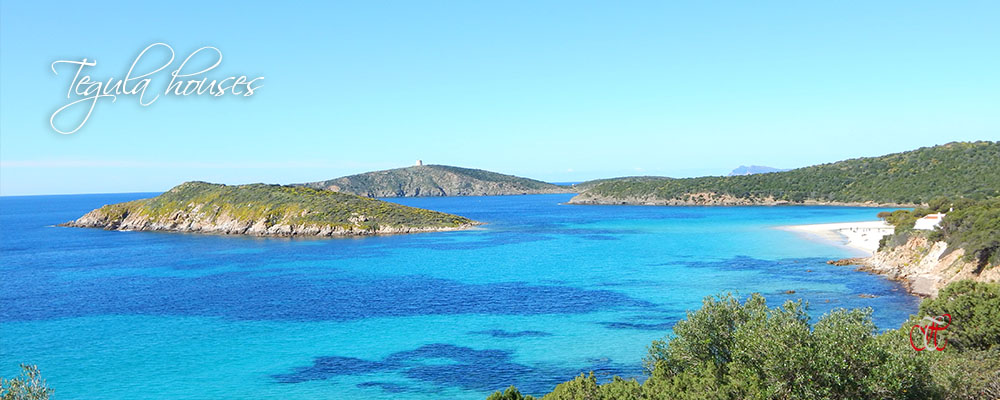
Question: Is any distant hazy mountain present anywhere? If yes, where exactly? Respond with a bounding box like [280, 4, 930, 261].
[728, 165, 788, 176]
[303, 165, 573, 197]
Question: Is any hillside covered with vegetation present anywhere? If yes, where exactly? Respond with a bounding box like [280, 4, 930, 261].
[569, 176, 668, 192]
[489, 280, 1000, 400]
[63, 181, 478, 237]
[303, 165, 572, 197]
[879, 197, 1000, 268]
[570, 141, 1000, 206]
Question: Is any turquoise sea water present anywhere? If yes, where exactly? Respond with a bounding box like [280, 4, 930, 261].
[1, 193, 919, 399]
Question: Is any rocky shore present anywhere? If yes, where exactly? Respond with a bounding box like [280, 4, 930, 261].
[830, 235, 1000, 297]
[62, 210, 478, 237]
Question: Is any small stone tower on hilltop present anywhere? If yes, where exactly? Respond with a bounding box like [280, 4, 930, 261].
[415, 160, 423, 166]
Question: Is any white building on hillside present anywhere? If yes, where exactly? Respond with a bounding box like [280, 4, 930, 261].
[913, 213, 946, 230]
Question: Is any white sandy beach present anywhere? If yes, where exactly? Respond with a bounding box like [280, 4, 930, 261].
[778, 220, 894, 255]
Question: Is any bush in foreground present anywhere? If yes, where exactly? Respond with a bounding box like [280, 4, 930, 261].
[0, 364, 52, 400]
[489, 281, 1000, 400]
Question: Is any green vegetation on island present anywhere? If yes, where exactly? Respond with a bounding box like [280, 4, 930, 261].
[63, 181, 478, 237]
[303, 164, 573, 197]
[570, 141, 1000, 206]
[878, 197, 1000, 268]
[489, 280, 1000, 400]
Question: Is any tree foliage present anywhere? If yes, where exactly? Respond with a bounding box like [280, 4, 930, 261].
[489, 281, 1000, 400]
[640, 294, 931, 400]
[486, 385, 537, 400]
[935, 198, 1000, 267]
[0, 365, 52, 400]
[912, 280, 1000, 352]
[878, 197, 1000, 268]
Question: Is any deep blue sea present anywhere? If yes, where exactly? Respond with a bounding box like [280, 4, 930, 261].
[1, 193, 920, 399]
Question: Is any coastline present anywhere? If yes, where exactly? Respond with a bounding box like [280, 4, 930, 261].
[60, 219, 483, 238]
[568, 192, 919, 207]
[780, 220, 999, 297]
[777, 219, 925, 295]
[776, 220, 893, 255]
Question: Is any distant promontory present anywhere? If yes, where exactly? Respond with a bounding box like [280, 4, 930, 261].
[62, 181, 480, 237]
[301, 164, 573, 197]
[570, 141, 1000, 206]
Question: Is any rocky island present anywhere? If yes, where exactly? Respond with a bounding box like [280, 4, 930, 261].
[62, 181, 480, 237]
[301, 164, 573, 197]
[569, 141, 1000, 206]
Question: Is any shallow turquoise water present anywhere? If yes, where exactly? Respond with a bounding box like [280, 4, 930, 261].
[0, 193, 919, 399]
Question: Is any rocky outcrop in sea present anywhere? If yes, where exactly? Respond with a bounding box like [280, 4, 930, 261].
[63, 208, 475, 237]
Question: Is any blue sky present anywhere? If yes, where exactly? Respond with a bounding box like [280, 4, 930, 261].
[1, 1, 998, 195]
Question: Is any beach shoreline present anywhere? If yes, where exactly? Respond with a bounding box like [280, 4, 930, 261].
[781, 219, 998, 298]
[777, 220, 893, 255]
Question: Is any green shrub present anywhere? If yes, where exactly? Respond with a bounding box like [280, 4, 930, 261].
[487, 385, 536, 400]
[935, 198, 1000, 267]
[491, 282, 1000, 400]
[925, 348, 1000, 400]
[877, 197, 1000, 268]
[912, 280, 1000, 352]
[0, 364, 52, 400]
[643, 294, 933, 400]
